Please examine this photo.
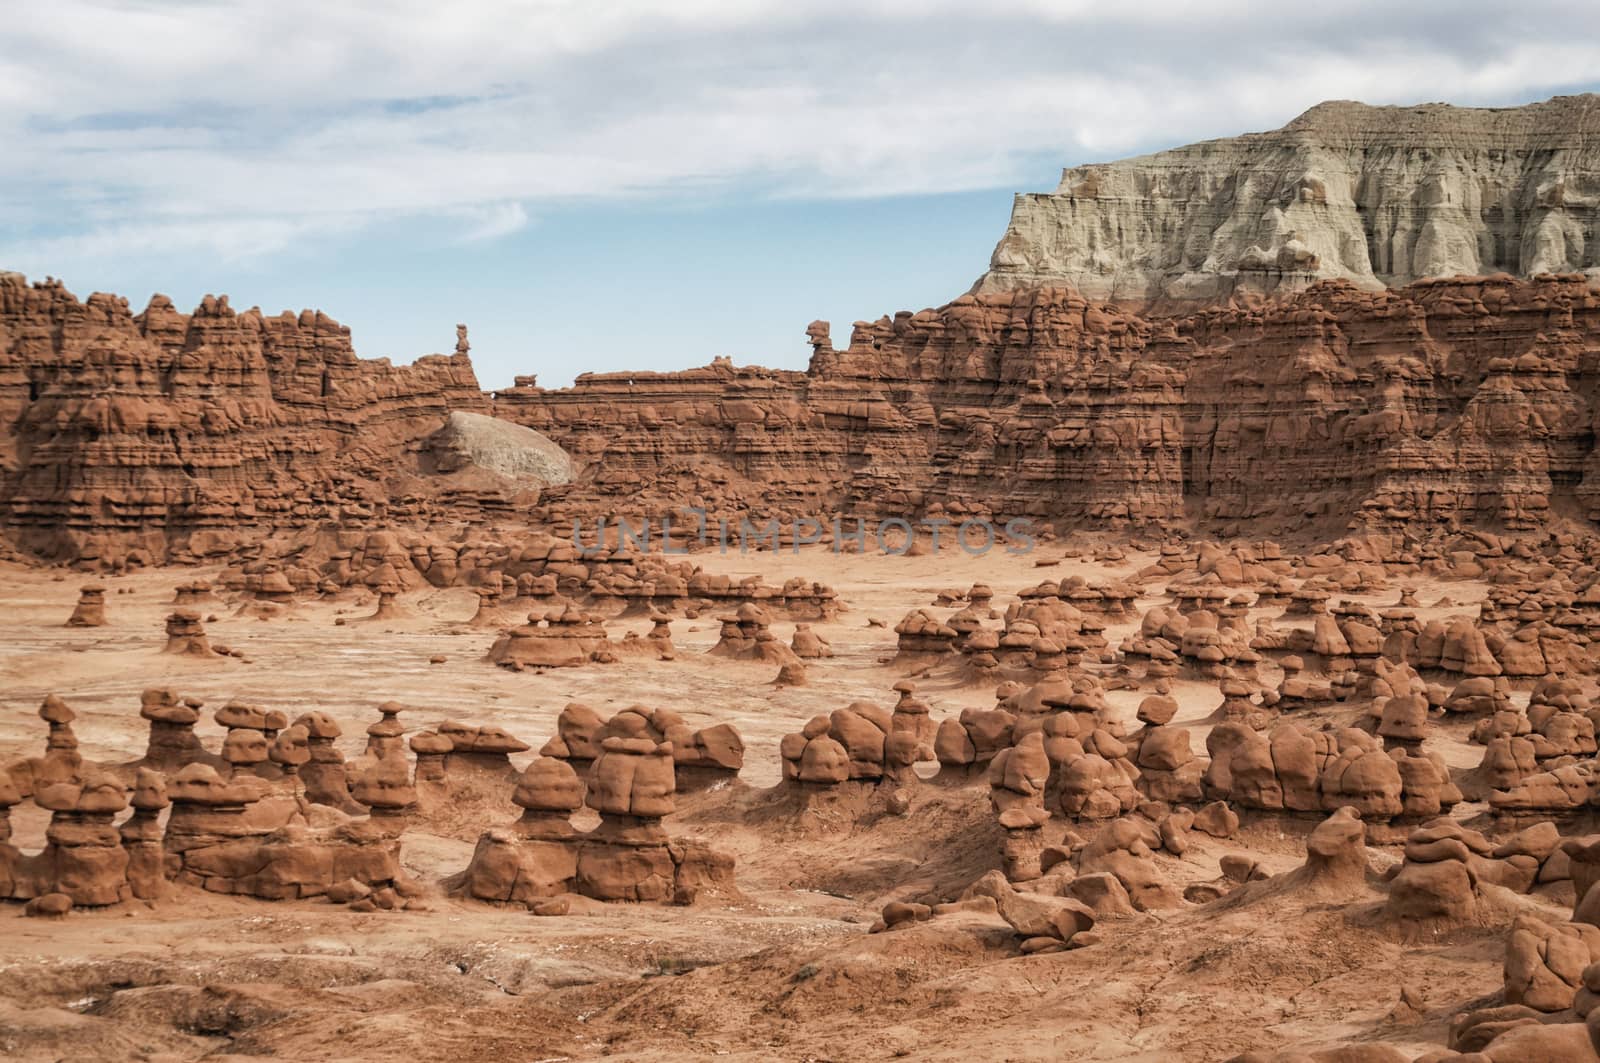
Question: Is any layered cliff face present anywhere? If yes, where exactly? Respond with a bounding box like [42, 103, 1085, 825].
[976, 95, 1600, 305]
[499, 273, 1600, 539]
[7, 252, 1600, 564]
[494, 291, 1187, 529]
[0, 273, 489, 562]
[1160, 274, 1600, 534]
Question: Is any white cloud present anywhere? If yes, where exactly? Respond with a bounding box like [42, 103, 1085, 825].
[3, 1, 1599, 270]
[453, 202, 531, 243]
[0, 214, 373, 276]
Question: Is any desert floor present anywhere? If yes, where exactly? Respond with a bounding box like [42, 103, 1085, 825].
[0, 544, 1548, 1062]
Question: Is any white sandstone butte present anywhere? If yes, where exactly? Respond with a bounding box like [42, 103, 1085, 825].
[975, 94, 1600, 306]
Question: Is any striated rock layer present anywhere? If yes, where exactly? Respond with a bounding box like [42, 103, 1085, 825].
[7, 271, 1600, 561]
[0, 273, 490, 562]
[498, 272, 1600, 536]
[975, 95, 1600, 305]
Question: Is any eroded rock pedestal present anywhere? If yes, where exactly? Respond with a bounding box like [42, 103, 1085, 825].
[164, 763, 404, 901]
[458, 738, 736, 907]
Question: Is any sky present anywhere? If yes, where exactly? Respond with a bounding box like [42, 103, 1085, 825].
[5, 2, 1600, 389]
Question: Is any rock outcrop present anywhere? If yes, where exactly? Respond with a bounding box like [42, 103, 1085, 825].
[486, 605, 616, 670]
[0, 274, 485, 563]
[975, 95, 1600, 304]
[499, 271, 1600, 537]
[457, 741, 737, 907]
[539, 705, 744, 791]
[11, 266, 1600, 556]
[65, 585, 105, 627]
[425, 410, 573, 487]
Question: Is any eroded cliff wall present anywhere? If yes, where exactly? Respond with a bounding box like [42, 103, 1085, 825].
[976, 95, 1600, 305]
[494, 291, 1185, 530]
[497, 274, 1600, 539]
[0, 273, 487, 562]
[7, 203, 1600, 561]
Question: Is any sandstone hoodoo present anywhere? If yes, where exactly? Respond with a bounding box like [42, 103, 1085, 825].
[539, 705, 744, 792]
[172, 580, 216, 606]
[709, 602, 799, 664]
[133, 689, 211, 772]
[65, 584, 106, 627]
[295, 711, 362, 813]
[162, 610, 218, 657]
[486, 604, 617, 670]
[456, 735, 737, 907]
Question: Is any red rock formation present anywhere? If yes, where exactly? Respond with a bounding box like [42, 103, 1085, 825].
[498, 274, 1600, 538]
[1168, 275, 1600, 535]
[499, 290, 1184, 528]
[65, 584, 105, 626]
[455, 742, 737, 907]
[486, 605, 617, 670]
[9, 271, 1600, 556]
[0, 274, 485, 563]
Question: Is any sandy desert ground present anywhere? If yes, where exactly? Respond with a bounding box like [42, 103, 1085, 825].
[0, 543, 1556, 1063]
